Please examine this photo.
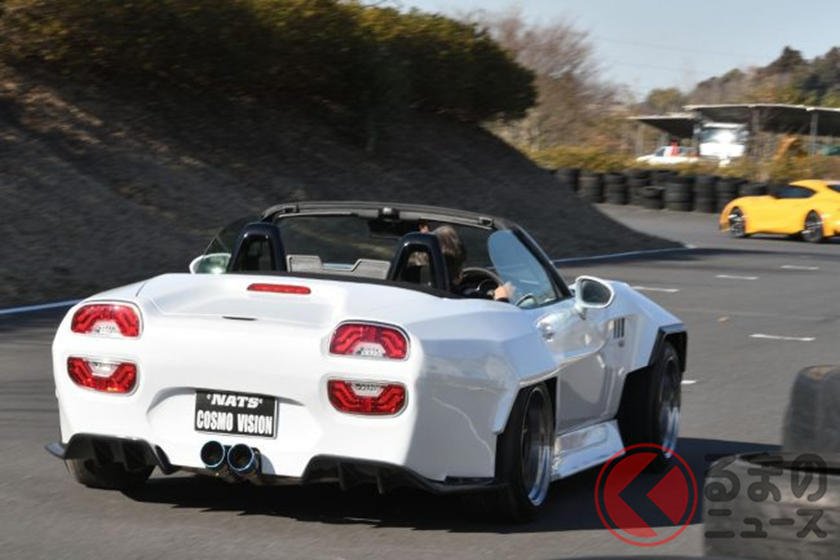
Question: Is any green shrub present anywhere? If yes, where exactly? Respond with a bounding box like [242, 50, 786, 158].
[528, 146, 634, 173]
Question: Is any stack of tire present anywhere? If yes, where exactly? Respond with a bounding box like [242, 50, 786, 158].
[715, 178, 742, 212]
[693, 175, 718, 213]
[577, 171, 603, 203]
[603, 173, 629, 205]
[640, 185, 664, 209]
[739, 182, 768, 197]
[663, 176, 694, 212]
[625, 169, 650, 206]
[705, 365, 840, 560]
[652, 169, 676, 187]
[554, 167, 580, 193]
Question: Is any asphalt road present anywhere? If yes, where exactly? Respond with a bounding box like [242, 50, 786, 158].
[2, 206, 838, 560]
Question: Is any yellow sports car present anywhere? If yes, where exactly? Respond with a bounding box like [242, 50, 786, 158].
[719, 179, 840, 242]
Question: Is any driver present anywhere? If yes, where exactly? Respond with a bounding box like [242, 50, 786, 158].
[432, 225, 513, 303]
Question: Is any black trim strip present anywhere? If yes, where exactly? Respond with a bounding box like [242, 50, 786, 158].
[650, 324, 688, 371]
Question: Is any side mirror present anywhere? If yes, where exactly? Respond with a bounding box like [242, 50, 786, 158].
[573, 276, 615, 317]
[189, 253, 231, 274]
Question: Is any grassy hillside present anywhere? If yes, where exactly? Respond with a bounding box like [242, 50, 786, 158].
[0, 63, 677, 306]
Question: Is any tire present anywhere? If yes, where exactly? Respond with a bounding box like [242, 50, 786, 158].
[641, 186, 664, 210]
[470, 383, 554, 522]
[716, 178, 741, 212]
[695, 174, 718, 190]
[693, 198, 717, 213]
[704, 452, 840, 560]
[617, 342, 682, 472]
[693, 180, 716, 213]
[625, 168, 650, 181]
[665, 201, 693, 212]
[783, 365, 840, 455]
[605, 180, 629, 205]
[664, 179, 693, 211]
[664, 190, 692, 202]
[739, 182, 767, 197]
[554, 167, 580, 192]
[578, 173, 604, 203]
[604, 192, 629, 205]
[66, 457, 153, 490]
[802, 211, 825, 243]
[652, 170, 676, 186]
[727, 207, 748, 238]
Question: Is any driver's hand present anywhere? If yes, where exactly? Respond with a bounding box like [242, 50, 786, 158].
[494, 282, 515, 302]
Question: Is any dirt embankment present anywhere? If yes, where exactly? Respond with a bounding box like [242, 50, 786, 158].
[0, 66, 678, 307]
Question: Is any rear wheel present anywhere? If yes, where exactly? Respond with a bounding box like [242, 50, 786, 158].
[66, 457, 153, 490]
[468, 383, 554, 522]
[728, 207, 748, 238]
[801, 211, 824, 243]
[618, 342, 682, 472]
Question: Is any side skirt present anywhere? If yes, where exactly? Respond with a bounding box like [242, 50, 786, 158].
[551, 420, 624, 480]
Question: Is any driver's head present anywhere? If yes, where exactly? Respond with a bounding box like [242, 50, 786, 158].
[433, 225, 466, 283]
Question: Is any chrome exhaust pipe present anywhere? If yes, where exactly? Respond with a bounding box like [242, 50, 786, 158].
[226, 443, 260, 476]
[200, 440, 226, 471]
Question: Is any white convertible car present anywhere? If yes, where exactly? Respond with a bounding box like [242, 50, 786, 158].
[47, 202, 686, 520]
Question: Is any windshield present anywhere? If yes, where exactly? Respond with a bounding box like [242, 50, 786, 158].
[700, 126, 746, 144]
[487, 231, 558, 308]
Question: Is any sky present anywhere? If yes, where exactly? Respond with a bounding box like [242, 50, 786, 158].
[398, 0, 840, 99]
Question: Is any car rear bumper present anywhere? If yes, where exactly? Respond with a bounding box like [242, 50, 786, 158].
[46, 434, 497, 494]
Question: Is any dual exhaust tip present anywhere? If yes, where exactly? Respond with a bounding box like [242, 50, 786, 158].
[200, 441, 260, 476]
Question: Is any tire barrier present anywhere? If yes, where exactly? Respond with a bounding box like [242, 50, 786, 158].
[715, 178, 742, 212]
[739, 182, 768, 197]
[603, 173, 628, 205]
[624, 169, 649, 207]
[640, 186, 664, 209]
[577, 172, 604, 203]
[693, 175, 718, 213]
[553, 167, 580, 193]
[664, 176, 694, 212]
[563, 169, 767, 215]
[627, 177, 648, 206]
[652, 169, 676, 186]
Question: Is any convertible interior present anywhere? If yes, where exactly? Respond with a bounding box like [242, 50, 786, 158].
[197, 207, 563, 308]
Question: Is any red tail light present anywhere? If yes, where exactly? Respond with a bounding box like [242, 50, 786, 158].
[71, 304, 141, 337]
[67, 357, 137, 393]
[329, 323, 408, 359]
[327, 380, 406, 415]
[248, 283, 311, 294]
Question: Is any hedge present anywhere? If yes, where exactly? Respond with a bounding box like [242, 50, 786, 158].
[0, 0, 536, 123]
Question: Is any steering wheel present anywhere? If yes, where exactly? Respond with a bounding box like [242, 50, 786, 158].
[459, 267, 504, 298]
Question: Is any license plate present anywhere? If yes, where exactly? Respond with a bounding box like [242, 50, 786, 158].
[194, 390, 277, 438]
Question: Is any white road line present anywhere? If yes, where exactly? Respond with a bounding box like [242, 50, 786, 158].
[553, 246, 695, 265]
[0, 299, 81, 317]
[681, 379, 698, 386]
[715, 274, 758, 280]
[631, 286, 680, 293]
[750, 333, 815, 342]
[781, 265, 820, 271]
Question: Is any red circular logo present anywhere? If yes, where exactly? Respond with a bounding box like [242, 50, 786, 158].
[594, 444, 698, 547]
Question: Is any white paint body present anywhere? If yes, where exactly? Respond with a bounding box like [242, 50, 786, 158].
[52, 272, 683, 484]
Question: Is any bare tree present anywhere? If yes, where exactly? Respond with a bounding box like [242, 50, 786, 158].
[469, 9, 619, 150]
